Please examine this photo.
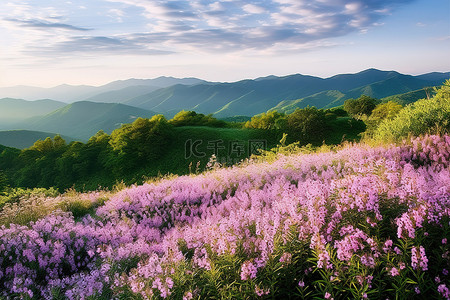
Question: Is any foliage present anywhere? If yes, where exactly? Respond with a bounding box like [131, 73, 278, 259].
[0, 171, 7, 195]
[169, 110, 226, 127]
[244, 111, 287, 130]
[286, 106, 329, 144]
[253, 133, 334, 163]
[344, 95, 379, 119]
[370, 101, 403, 121]
[109, 115, 174, 174]
[0, 187, 59, 208]
[364, 101, 403, 136]
[0, 135, 448, 299]
[373, 80, 450, 142]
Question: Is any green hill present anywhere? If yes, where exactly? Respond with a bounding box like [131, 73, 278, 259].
[20, 101, 157, 140]
[381, 88, 432, 105]
[0, 130, 75, 149]
[0, 98, 66, 127]
[270, 90, 346, 113]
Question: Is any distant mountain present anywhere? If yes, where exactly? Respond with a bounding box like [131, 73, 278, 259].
[0, 77, 208, 103]
[82, 85, 161, 103]
[415, 72, 450, 82]
[125, 69, 448, 117]
[0, 130, 75, 149]
[1, 70, 447, 120]
[0, 98, 66, 127]
[18, 101, 157, 140]
[0, 85, 98, 103]
[100, 77, 208, 90]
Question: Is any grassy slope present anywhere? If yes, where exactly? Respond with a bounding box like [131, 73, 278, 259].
[114, 122, 364, 188]
[132, 126, 282, 181]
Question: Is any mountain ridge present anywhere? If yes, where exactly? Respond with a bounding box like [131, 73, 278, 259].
[17, 101, 157, 140]
[124, 69, 449, 117]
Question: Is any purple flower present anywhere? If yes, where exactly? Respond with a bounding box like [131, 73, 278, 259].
[390, 267, 399, 276]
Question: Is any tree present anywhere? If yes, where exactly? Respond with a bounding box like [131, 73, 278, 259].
[244, 111, 287, 130]
[286, 107, 328, 144]
[169, 110, 226, 127]
[364, 101, 403, 136]
[370, 101, 403, 121]
[109, 115, 174, 174]
[373, 80, 450, 142]
[344, 95, 379, 119]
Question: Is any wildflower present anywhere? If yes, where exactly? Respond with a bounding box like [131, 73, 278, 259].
[298, 280, 305, 287]
[383, 240, 393, 253]
[390, 267, 399, 276]
[255, 285, 270, 296]
[183, 291, 193, 300]
[438, 284, 450, 300]
[240, 261, 258, 280]
[279, 252, 292, 264]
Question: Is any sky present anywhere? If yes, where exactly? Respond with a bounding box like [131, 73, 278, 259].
[0, 0, 449, 87]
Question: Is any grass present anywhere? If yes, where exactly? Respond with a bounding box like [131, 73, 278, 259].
[129, 126, 283, 180]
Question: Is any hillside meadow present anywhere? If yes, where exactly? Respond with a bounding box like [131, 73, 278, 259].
[0, 134, 449, 299]
[0, 80, 448, 299]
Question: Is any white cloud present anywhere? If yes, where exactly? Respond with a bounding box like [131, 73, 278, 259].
[242, 4, 266, 14]
[1, 0, 415, 58]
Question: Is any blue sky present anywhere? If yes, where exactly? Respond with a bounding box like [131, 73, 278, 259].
[0, 0, 449, 87]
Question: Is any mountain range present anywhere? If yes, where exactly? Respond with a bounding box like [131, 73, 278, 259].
[0, 98, 66, 127]
[17, 102, 156, 140]
[0, 69, 448, 144]
[122, 69, 448, 117]
[0, 77, 207, 103]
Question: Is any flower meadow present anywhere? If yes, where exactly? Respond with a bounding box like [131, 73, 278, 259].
[0, 135, 449, 299]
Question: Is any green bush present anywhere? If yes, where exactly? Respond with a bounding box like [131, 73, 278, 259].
[365, 101, 403, 136]
[344, 95, 379, 119]
[169, 111, 226, 127]
[373, 80, 450, 142]
[109, 115, 175, 174]
[244, 111, 287, 130]
[287, 106, 328, 144]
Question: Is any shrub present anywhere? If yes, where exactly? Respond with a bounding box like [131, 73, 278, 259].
[244, 111, 287, 130]
[364, 101, 403, 136]
[373, 80, 450, 142]
[344, 95, 379, 119]
[287, 106, 328, 144]
[169, 111, 226, 127]
[108, 115, 174, 173]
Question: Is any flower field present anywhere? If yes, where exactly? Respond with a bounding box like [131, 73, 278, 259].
[1, 135, 449, 299]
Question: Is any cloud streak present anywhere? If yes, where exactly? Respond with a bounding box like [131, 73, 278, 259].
[1, 0, 415, 57]
[6, 18, 92, 31]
